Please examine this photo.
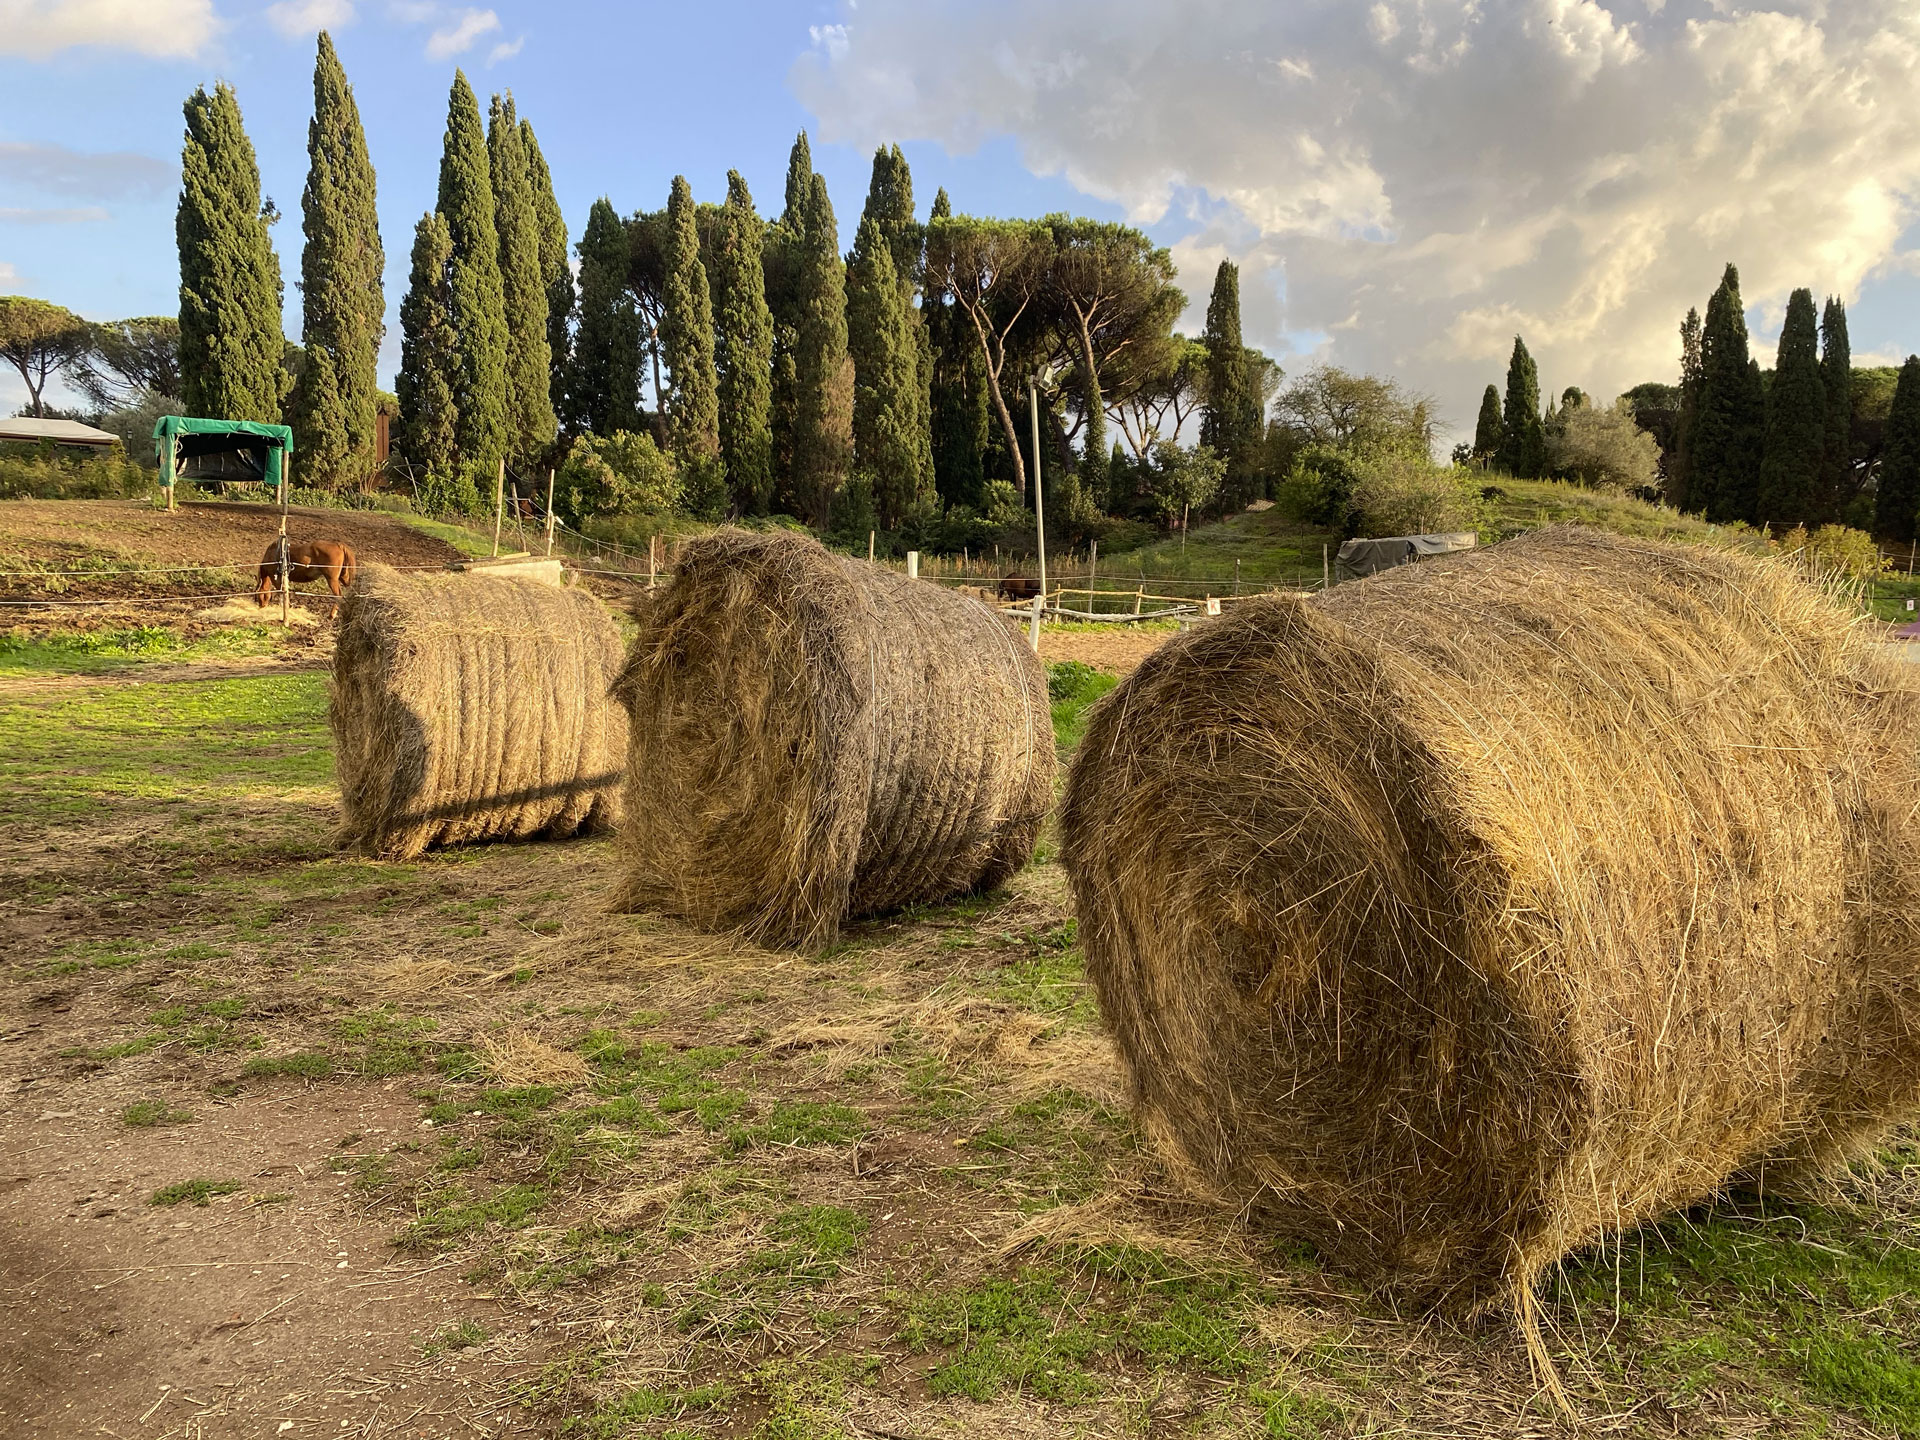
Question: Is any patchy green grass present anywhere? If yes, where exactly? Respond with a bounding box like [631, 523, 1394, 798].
[0, 671, 332, 836]
[1108, 506, 1336, 588]
[121, 1099, 194, 1127]
[396, 1183, 549, 1248]
[0, 622, 280, 677]
[149, 1177, 245, 1207]
[1046, 661, 1119, 753]
[417, 1319, 488, 1357]
[242, 1051, 333, 1080]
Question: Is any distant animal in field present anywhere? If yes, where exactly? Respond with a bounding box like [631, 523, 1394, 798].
[998, 575, 1043, 604]
[257, 538, 358, 614]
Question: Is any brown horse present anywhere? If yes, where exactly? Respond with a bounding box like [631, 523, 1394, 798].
[256, 538, 358, 613]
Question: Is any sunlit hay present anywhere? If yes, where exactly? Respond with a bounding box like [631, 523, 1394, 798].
[478, 1028, 592, 1087]
[768, 1016, 902, 1077]
[329, 565, 626, 860]
[1060, 525, 1920, 1313]
[611, 529, 1054, 949]
[998, 1187, 1251, 1271]
[198, 596, 319, 627]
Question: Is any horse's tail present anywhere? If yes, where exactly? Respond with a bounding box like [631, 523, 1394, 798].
[340, 544, 357, 591]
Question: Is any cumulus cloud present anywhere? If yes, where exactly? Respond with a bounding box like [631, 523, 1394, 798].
[0, 0, 219, 59]
[265, 0, 353, 38]
[0, 261, 19, 291]
[0, 142, 173, 202]
[794, 0, 1920, 434]
[486, 33, 522, 66]
[424, 5, 497, 59]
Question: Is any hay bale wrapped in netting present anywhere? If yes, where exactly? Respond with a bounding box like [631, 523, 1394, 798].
[331, 564, 626, 859]
[611, 529, 1053, 948]
[1061, 525, 1920, 1311]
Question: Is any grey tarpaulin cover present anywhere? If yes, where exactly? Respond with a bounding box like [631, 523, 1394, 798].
[1335, 532, 1477, 581]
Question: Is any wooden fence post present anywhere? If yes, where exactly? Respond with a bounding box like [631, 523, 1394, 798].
[544, 470, 556, 557]
[491, 459, 505, 558]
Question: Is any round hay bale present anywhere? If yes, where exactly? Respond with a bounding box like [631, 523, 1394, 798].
[1060, 526, 1920, 1311]
[330, 564, 626, 860]
[611, 528, 1054, 948]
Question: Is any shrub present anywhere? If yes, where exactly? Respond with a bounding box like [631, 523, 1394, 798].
[1776, 524, 1887, 583]
[557, 431, 681, 526]
[418, 464, 484, 518]
[1274, 446, 1363, 531]
[0, 444, 152, 501]
[1348, 450, 1483, 537]
[1548, 397, 1662, 494]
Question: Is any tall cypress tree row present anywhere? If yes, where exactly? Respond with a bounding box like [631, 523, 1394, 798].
[1820, 297, 1853, 520]
[858, 144, 933, 511]
[178, 82, 286, 422]
[1691, 263, 1764, 523]
[713, 171, 773, 514]
[567, 198, 642, 436]
[848, 216, 929, 528]
[1876, 356, 1920, 543]
[1497, 335, 1544, 478]
[1670, 307, 1705, 509]
[1757, 287, 1824, 526]
[1471, 383, 1503, 461]
[395, 211, 459, 483]
[783, 130, 813, 231]
[792, 173, 854, 522]
[1198, 261, 1261, 493]
[292, 33, 382, 486]
[924, 188, 988, 509]
[487, 94, 555, 464]
[766, 131, 815, 510]
[436, 71, 509, 475]
[662, 175, 723, 517]
[520, 119, 570, 428]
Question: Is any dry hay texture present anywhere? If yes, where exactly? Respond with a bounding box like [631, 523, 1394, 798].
[1061, 525, 1920, 1312]
[612, 528, 1053, 948]
[330, 564, 626, 860]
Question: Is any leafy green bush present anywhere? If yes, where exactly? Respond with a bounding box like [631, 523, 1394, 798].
[1348, 450, 1483, 536]
[0, 445, 152, 501]
[418, 463, 486, 518]
[557, 431, 681, 525]
[1777, 523, 1887, 582]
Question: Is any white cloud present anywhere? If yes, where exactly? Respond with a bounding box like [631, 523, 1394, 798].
[424, 5, 496, 59]
[0, 205, 110, 222]
[794, 0, 1920, 436]
[0, 0, 218, 59]
[485, 33, 522, 66]
[265, 0, 353, 38]
[0, 142, 172, 200]
[0, 261, 19, 292]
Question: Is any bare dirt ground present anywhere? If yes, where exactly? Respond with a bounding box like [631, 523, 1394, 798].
[1038, 625, 1178, 675]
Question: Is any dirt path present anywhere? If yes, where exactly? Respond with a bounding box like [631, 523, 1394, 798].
[0, 1082, 542, 1437]
[1038, 625, 1177, 674]
[0, 656, 327, 697]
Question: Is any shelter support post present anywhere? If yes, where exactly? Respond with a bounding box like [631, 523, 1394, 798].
[279, 452, 291, 626]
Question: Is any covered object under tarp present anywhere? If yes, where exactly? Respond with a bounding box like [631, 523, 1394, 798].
[1335, 531, 1477, 581]
[153, 416, 293, 506]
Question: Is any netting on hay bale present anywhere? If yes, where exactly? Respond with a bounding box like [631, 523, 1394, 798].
[330, 564, 627, 860]
[1060, 525, 1920, 1312]
[611, 528, 1054, 948]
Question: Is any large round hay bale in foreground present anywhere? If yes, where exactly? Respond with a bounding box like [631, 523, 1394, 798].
[331, 564, 626, 860]
[1061, 526, 1920, 1312]
[612, 529, 1054, 948]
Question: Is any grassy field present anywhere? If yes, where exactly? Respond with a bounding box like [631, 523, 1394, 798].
[6, 633, 1920, 1438]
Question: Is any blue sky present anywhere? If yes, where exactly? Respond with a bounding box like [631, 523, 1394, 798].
[5, 0, 1920, 439]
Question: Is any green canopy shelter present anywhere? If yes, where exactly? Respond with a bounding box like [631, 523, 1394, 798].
[153, 416, 294, 511]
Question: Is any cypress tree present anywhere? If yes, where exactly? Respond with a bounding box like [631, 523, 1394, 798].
[1758, 287, 1824, 526]
[1671, 307, 1705, 509]
[293, 32, 382, 486]
[436, 71, 509, 474]
[1876, 356, 1920, 543]
[792, 172, 853, 522]
[521, 119, 570, 427]
[178, 82, 285, 422]
[1820, 297, 1852, 519]
[713, 171, 773, 514]
[395, 211, 459, 482]
[487, 94, 555, 464]
[1198, 261, 1261, 496]
[848, 216, 930, 528]
[295, 344, 348, 484]
[567, 198, 641, 436]
[925, 187, 988, 509]
[1692, 263, 1764, 523]
[859, 144, 933, 510]
[1471, 383, 1503, 461]
[1497, 336, 1544, 477]
[782, 130, 813, 233]
[662, 175, 723, 516]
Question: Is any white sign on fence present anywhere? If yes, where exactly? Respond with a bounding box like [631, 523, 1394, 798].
[1205, 596, 1222, 617]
